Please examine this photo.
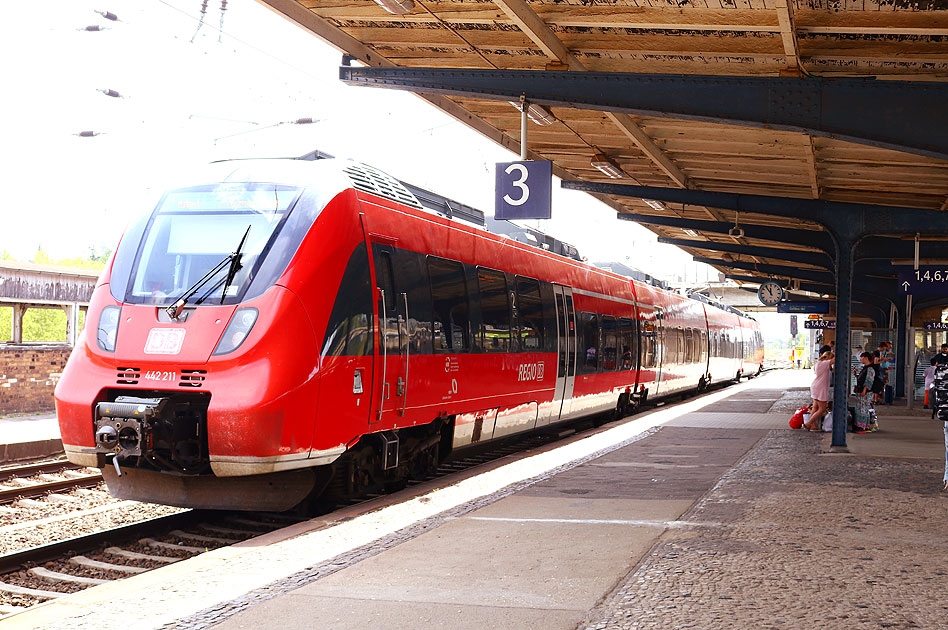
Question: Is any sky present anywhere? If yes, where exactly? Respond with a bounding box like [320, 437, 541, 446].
[1, 0, 791, 340]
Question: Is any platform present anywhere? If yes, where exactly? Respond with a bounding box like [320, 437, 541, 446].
[0, 414, 62, 463]
[2, 370, 946, 630]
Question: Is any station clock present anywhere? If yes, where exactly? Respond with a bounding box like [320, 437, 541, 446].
[758, 281, 784, 306]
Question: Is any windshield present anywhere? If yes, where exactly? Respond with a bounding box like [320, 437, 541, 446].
[126, 183, 301, 305]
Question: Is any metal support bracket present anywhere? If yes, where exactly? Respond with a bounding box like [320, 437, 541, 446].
[378, 431, 399, 471]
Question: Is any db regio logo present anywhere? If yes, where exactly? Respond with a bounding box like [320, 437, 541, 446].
[517, 362, 545, 382]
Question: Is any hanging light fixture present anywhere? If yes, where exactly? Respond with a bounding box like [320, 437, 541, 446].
[590, 153, 624, 179]
[373, 0, 415, 14]
[728, 212, 744, 238]
[508, 101, 556, 126]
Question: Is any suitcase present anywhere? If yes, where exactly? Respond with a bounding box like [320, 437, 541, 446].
[884, 384, 894, 404]
[932, 364, 948, 420]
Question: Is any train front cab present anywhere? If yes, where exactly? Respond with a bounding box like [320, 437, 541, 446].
[55, 164, 374, 511]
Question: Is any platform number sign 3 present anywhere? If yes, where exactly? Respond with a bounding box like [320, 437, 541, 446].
[495, 160, 552, 220]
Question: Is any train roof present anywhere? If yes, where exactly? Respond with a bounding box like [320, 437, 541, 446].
[209, 152, 752, 321]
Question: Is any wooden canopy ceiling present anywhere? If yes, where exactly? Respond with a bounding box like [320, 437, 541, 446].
[259, 0, 948, 287]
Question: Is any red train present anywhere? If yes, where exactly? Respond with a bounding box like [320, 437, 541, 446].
[55, 157, 763, 511]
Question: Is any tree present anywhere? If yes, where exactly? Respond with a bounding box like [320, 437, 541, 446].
[0, 251, 107, 343]
[0, 307, 10, 341]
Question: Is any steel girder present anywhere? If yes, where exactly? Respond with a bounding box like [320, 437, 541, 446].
[695, 256, 897, 299]
[618, 213, 833, 252]
[857, 237, 948, 263]
[564, 181, 948, 238]
[694, 256, 833, 284]
[657, 237, 832, 269]
[340, 66, 948, 160]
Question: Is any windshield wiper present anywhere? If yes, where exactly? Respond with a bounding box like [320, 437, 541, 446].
[217, 225, 251, 305]
[165, 225, 251, 320]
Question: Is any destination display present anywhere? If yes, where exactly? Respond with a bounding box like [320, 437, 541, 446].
[897, 266, 948, 296]
[777, 301, 830, 314]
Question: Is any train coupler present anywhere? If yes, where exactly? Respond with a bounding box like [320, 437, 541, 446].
[95, 396, 168, 459]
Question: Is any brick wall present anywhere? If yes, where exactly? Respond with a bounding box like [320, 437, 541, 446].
[0, 345, 72, 415]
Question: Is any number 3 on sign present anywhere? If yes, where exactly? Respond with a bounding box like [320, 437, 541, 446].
[503, 163, 530, 206]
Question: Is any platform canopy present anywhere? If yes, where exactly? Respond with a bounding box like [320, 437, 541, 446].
[260, 0, 948, 444]
[259, 0, 948, 295]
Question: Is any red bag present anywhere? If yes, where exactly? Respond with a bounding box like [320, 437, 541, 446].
[789, 406, 807, 430]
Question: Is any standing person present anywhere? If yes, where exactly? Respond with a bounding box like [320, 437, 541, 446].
[878, 341, 894, 405]
[853, 352, 878, 433]
[806, 346, 833, 431]
[932, 343, 948, 367]
[871, 351, 884, 405]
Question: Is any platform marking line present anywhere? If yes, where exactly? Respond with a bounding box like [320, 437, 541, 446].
[456, 516, 710, 528]
[11, 375, 779, 630]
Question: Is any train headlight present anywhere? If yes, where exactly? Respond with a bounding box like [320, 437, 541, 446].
[213, 308, 258, 355]
[96, 306, 121, 352]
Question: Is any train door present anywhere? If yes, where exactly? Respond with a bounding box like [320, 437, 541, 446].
[551, 285, 577, 421]
[651, 308, 666, 396]
[371, 242, 409, 424]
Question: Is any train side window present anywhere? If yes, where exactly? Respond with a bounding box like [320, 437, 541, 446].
[477, 267, 510, 353]
[619, 317, 637, 370]
[428, 256, 469, 352]
[601, 315, 618, 371]
[516, 276, 543, 352]
[375, 250, 402, 356]
[579, 312, 599, 374]
[393, 249, 432, 355]
[665, 327, 677, 365]
[321, 242, 374, 358]
[641, 320, 656, 368]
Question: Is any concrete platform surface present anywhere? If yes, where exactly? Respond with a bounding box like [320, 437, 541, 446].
[2, 370, 946, 630]
[0, 413, 61, 462]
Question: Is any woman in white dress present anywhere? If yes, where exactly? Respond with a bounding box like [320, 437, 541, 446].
[806, 346, 833, 431]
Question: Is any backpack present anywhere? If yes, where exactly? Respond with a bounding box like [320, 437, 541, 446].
[870, 370, 884, 395]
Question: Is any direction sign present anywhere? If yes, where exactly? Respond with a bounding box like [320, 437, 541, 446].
[804, 320, 836, 329]
[897, 266, 948, 296]
[495, 160, 552, 220]
[777, 301, 830, 314]
[924, 322, 948, 331]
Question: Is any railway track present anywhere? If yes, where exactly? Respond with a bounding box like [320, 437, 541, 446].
[0, 377, 747, 618]
[0, 460, 103, 505]
[0, 424, 581, 617]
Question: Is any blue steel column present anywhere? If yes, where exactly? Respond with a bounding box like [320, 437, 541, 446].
[895, 300, 907, 399]
[832, 239, 854, 449]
